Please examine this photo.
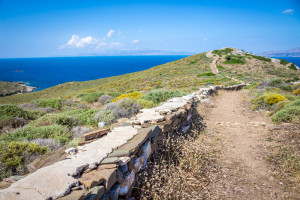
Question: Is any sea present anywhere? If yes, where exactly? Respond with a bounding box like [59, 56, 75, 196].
[0, 55, 188, 91]
[0, 56, 299, 91]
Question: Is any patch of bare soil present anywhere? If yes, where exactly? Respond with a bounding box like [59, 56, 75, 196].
[198, 90, 299, 199]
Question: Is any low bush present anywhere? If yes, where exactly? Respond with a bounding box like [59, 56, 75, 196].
[93, 109, 116, 124]
[269, 100, 290, 116]
[136, 99, 156, 108]
[293, 83, 300, 90]
[270, 78, 283, 87]
[105, 98, 140, 119]
[77, 92, 104, 103]
[0, 116, 27, 131]
[216, 65, 225, 70]
[264, 94, 286, 106]
[292, 88, 300, 96]
[288, 64, 297, 70]
[112, 92, 143, 102]
[0, 141, 46, 180]
[30, 138, 60, 151]
[0, 105, 29, 119]
[271, 106, 300, 122]
[143, 90, 187, 105]
[98, 94, 113, 105]
[223, 55, 246, 65]
[212, 48, 233, 56]
[197, 72, 215, 77]
[71, 126, 92, 138]
[279, 85, 293, 92]
[37, 99, 62, 110]
[279, 59, 289, 65]
[251, 55, 271, 62]
[2, 125, 70, 144]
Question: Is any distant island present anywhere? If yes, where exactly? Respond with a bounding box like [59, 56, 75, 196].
[259, 47, 300, 57]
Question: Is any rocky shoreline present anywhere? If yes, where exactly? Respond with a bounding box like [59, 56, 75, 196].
[0, 81, 37, 97]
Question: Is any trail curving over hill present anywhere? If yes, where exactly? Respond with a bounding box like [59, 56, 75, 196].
[206, 51, 219, 75]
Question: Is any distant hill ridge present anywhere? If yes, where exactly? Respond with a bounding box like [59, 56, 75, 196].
[259, 47, 300, 57]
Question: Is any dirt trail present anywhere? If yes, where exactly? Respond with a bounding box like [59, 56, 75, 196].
[206, 51, 219, 75]
[198, 90, 295, 199]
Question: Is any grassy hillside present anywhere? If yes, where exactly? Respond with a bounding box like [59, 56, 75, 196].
[0, 81, 27, 97]
[0, 48, 299, 180]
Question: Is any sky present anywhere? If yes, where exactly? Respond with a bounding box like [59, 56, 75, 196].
[0, 0, 300, 58]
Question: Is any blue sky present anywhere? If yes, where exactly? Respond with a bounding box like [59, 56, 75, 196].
[0, 0, 299, 58]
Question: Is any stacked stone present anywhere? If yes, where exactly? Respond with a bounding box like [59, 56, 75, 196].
[0, 84, 247, 200]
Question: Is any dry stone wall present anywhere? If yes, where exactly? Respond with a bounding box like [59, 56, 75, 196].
[0, 84, 247, 200]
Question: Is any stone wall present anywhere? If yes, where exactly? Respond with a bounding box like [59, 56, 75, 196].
[0, 84, 247, 200]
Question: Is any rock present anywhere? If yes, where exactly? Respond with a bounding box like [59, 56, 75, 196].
[119, 170, 135, 195]
[100, 157, 120, 165]
[133, 156, 145, 173]
[87, 186, 105, 200]
[98, 122, 106, 128]
[81, 128, 110, 141]
[108, 185, 120, 200]
[65, 147, 77, 155]
[57, 190, 91, 200]
[165, 113, 177, 121]
[78, 165, 117, 190]
[27, 147, 68, 173]
[108, 126, 158, 157]
[172, 117, 181, 126]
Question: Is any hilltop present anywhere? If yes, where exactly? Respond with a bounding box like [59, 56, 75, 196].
[0, 47, 299, 105]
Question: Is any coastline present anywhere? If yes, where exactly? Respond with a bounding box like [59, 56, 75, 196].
[0, 81, 37, 97]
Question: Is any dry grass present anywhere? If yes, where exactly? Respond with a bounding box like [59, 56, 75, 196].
[135, 110, 211, 199]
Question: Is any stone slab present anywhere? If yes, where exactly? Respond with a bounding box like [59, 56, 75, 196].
[81, 128, 110, 141]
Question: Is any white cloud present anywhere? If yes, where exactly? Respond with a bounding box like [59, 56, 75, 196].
[282, 9, 294, 14]
[132, 39, 139, 43]
[110, 42, 123, 47]
[118, 30, 122, 36]
[96, 42, 108, 49]
[107, 29, 115, 38]
[139, 30, 143, 33]
[60, 35, 98, 48]
[203, 38, 208, 41]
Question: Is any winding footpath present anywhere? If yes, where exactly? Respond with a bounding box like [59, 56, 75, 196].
[206, 51, 219, 75]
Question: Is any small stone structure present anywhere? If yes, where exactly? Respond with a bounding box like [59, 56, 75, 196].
[0, 84, 247, 200]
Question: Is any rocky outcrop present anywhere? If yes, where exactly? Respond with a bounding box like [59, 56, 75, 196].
[0, 84, 247, 200]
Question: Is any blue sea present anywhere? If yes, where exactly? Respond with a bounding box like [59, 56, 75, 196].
[0, 56, 299, 91]
[0, 56, 187, 91]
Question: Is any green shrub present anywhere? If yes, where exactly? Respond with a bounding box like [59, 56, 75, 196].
[279, 59, 289, 65]
[288, 64, 297, 70]
[37, 99, 62, 110]
[251, 94, 267, 110]
[283, 94, 299, 101]
[279, 85, 293, 92]
[216, 65, 225, 70]
[270, 78, 283, 87]
[105, 98, 140, 119]
[270, 100, 290, 116]
[0, 115, 27, 130]
[136, 99, 156, 108]
[197, 72, 216, 77]
[76, 108, 99, 126]
[93, 109, 116, 124]
[212, 48, 233, 56]
[2, 125, 70, 144]
[293, 83, 300, 90]
[271, 106, 300, 122]
[77, 92, 104, 103]
[143, 90, 187, 104]
[0, 105, 29, 119]
[251, 55, 271, 62]
[0, 141, 46, 180]
[223, 55, 246, 65]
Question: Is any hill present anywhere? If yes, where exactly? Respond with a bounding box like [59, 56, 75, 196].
[0, 48, 299, 105]
[259, 47, 300, 57]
